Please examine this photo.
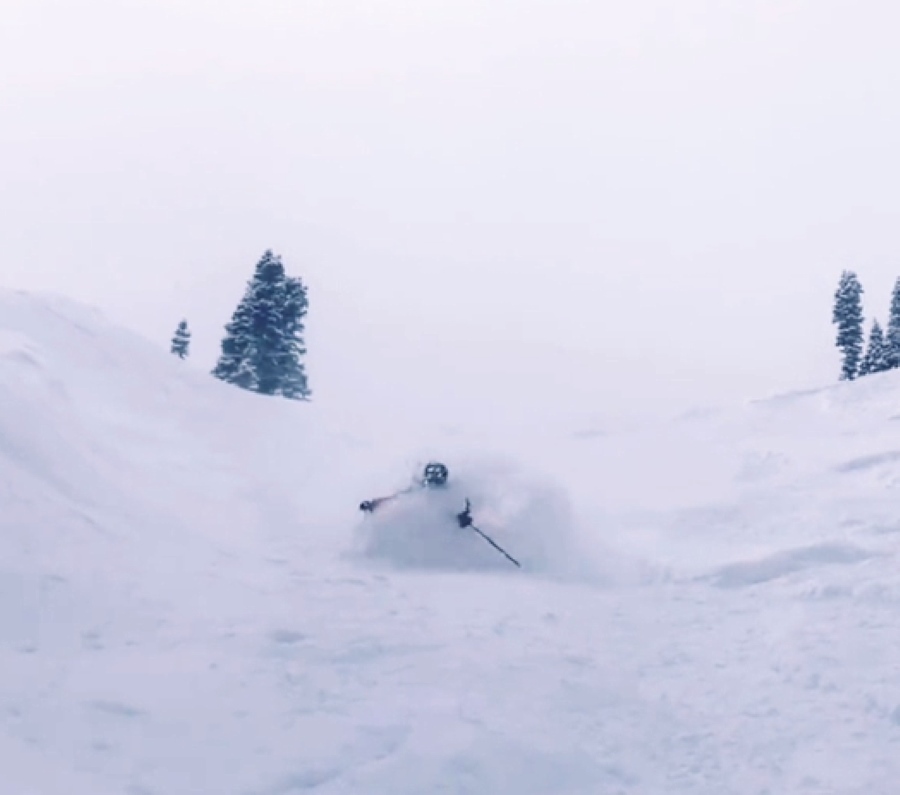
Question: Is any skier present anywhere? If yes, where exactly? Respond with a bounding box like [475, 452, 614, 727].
[359, 461, 473, 528]
[359, 461, 520, 567]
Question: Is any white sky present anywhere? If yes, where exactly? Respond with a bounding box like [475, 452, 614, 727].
[3, 0, 900, 425]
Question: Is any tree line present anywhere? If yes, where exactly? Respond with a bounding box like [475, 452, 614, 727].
[168, 249, 311, 401]
[177, 259, 898, 400]
[832, 270, 900, 381]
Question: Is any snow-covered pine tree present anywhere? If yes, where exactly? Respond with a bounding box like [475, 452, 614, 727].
[859, 319, 890, 376]
[832, 270, 865, 380]
[886, 277, 900, 369]
[170, 319, 191, 359]
[278, 275, 311, 400]
[211, 249, 311, 399]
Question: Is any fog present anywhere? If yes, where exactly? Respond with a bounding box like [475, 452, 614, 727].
[3, 0, 900, 425]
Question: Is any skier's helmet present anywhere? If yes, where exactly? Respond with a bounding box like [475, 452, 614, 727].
[422, 462, 449, 487]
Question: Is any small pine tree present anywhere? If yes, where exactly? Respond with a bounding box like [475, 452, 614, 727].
[832, 270, 865, 380]
[859, 319, 890, 376]
[170, 319, 191, 359]
[886, 277, 900, 369]
[212, 249, 311, 399]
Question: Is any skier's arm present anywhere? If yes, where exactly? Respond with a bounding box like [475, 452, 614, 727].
[360, 495, 394, 512]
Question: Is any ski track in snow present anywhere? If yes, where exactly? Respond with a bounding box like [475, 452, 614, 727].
[3, 290, 900, 793]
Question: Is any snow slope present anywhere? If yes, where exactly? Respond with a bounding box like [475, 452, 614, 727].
[3, 289, 900, 794]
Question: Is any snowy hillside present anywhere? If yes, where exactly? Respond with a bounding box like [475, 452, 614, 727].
[3, 289, 900, 794]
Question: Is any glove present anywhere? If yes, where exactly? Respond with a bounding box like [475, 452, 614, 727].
[456, 509, 473, 528]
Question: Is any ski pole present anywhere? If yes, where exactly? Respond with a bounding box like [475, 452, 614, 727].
[470, 523, 521, 568]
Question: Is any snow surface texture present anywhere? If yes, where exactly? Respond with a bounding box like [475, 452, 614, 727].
[3, 288, 900, 793]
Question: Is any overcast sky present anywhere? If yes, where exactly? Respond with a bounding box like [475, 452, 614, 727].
[3, 0, 900, 426]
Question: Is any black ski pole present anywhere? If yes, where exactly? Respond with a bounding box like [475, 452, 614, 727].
[470, 523, 521, 568]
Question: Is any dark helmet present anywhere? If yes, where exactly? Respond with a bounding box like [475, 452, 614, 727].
[422, 462, 449, 487]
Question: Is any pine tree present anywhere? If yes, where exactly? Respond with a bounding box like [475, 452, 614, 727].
[212, 249, 311, 399]
[170, 319, 191, 359]
[832, 270, 865, 380]
[859, 319, 890, 376]
[886, 277, 900, 369]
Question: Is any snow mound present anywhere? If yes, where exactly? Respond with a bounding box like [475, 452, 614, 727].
[704, 542, 879, 588]
[7, 288, 900, 793]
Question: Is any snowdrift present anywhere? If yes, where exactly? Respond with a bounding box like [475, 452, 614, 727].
[0, 290, 625, 795]
[5, 288, 900, 794]
[545, 368, 900, 599]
